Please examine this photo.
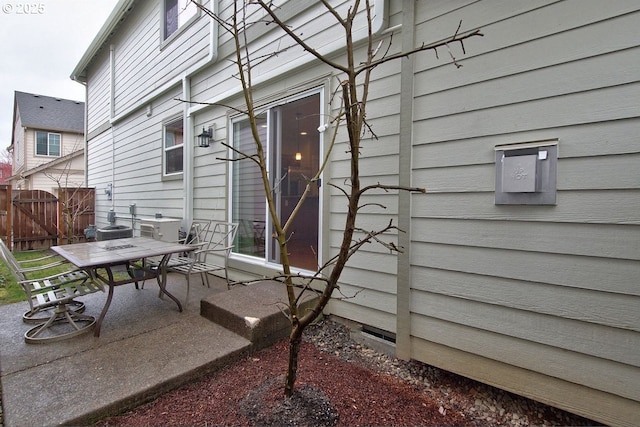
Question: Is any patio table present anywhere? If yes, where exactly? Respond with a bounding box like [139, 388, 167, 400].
[51, 237, 194, 337]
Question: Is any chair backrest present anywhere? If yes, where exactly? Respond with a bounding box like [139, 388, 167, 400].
[212, 222, 238, 249]
[0, 238, 70, 282]
[201, 222, 238, 261]
[190, 220, 213, 244]
[0, 238, 27, 282]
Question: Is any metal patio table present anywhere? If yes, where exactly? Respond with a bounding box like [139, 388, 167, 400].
[52, 237, 194, 337]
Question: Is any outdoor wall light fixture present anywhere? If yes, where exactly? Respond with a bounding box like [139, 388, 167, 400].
[197, 125, 214, 148]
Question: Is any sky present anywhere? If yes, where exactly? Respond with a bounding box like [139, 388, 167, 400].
[0, 0, 120, 153]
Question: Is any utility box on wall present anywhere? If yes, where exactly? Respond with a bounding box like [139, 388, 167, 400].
[139, 217, 182, 242]
[495, 140, 558, 205]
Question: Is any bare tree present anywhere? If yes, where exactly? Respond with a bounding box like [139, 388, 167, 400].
[42, 144, 93, 244]
[193, 0, 482, 397]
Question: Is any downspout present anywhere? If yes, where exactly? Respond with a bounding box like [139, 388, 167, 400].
[183, 0, 219, 226]
[395, 0, 415, 361]
[80, 80, 89, 187]
[182, 76, 193, 226]
[110, 44, 116, 211]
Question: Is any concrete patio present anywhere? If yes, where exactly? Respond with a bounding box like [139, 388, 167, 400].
[0, 273, 315, 427]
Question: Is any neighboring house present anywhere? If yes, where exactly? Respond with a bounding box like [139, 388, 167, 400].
[0, 162, 12, 185]
[71, 1, 639, 425]
[8, 91, 86, 192]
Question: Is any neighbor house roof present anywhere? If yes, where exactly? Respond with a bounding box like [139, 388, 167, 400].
[14, 91, 84, 133]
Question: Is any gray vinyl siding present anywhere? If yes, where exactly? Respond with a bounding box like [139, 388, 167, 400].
[405, 0, 640, 425]
[111, 1, 210, 117]
[111, 89, 186, 219]
[321, 35, 403, 332]
[86, 50, 112, 134]
[86, 128, 114, 228]
[80, 0, 639, 424]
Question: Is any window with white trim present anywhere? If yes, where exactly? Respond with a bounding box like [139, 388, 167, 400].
[35, 131, 61, 156]
[164, 117, 184, 175]
[164, 0, 198, 40]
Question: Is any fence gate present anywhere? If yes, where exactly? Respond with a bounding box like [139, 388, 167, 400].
[12, 190, 59, 250]
[2, 187, 96, 250]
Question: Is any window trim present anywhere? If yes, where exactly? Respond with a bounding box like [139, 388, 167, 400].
[163, 116, 184, 178]
[161, 0, 200, 45]
[34, 130, 61, 157]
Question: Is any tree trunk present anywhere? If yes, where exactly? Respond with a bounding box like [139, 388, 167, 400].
[284, 329, 303, 397]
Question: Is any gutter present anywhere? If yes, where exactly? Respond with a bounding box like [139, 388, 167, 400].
[70, 0, 136, 83]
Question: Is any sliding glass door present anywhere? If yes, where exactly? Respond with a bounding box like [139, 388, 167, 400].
[232, 92, 320, 271]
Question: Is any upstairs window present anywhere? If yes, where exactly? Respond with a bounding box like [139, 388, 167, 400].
[164, 0, 198, 40]
[164, 117, 184, 175]
[35, 131, 61, 156]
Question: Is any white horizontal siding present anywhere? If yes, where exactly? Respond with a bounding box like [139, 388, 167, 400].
[413, 154, 640, 192]
[415, 2, 640, 92]
[329, 298, 396, 334]
[110, 0, 211, 117]
[411, 290, 640, 366]
[414, 82, 640, 143]
[86, 49, 112, 133]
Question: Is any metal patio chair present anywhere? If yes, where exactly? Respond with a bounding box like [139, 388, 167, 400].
[0, 239, 88, 323]
[168, 222, 238, 305]
[0, 239, 103, 343]
[142, 220, 212, 293]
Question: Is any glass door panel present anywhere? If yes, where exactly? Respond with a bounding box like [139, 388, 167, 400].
[231, 92, 320, 271]
[274, 94, 320, 270]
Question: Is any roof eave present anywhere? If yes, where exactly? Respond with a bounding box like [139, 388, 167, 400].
[70, 0, 135, 83]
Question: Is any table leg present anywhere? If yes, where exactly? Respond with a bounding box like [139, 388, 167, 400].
[94, 267, 116, 337]
[156, 254, 183, 312]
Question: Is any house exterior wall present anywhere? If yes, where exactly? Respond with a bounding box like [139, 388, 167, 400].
[395, 1, 640, 425]
[78, 1, 640, 425]
[83, 0, 216, 226]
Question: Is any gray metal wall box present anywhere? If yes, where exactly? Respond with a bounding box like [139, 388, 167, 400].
[495, 140, 558, 205]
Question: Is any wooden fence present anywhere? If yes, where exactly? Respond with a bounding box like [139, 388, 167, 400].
[0, 185, 95, 251]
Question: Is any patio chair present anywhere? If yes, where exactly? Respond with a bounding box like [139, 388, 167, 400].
[0, 239, 88, 322]
[142, 220, 212, 291]
[0, 239, 103, 343]
[168, 222, 238, 304]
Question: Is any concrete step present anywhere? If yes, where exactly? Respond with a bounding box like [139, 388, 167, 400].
[200, 280, 319, 350]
